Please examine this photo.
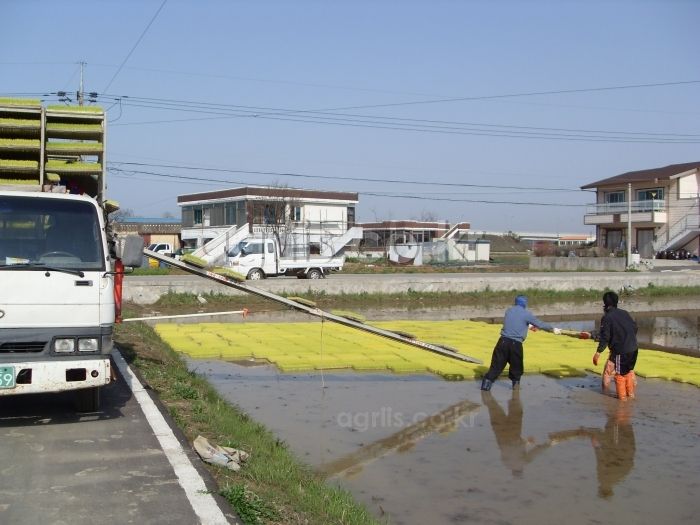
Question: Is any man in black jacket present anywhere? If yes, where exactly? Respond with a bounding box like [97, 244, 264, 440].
[593, 291, 638, 400]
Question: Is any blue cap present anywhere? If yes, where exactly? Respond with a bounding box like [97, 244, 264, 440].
[514, 295, 528, 308]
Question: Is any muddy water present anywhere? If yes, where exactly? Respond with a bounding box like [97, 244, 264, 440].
[182, 299, 700, 523]
[189, 362, 700, 524]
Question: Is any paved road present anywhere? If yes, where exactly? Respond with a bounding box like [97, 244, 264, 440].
[0, 352, 237, 525]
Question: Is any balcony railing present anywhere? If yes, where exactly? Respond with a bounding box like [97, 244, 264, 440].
[585, 199, 665, 215]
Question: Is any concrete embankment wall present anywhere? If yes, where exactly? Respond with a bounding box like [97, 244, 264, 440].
[530, 257, 627, 271]
[124, 271, 700, 305]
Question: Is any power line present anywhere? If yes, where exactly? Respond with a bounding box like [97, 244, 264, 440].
[317, 80, 700, 112]
[97, 94, 700, 143]
[108, 161, 585, 192]
[360, 192, 585, 207]
[102, 0, 168, 93]
[107, 94, 700, 137]
[107, 167, 588, 207]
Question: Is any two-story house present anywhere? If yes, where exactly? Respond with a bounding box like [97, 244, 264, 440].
[582, 162, 700, 258]
[177, 186, 360, 258]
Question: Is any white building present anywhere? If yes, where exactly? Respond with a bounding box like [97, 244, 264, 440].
[178, 186, 360, 260]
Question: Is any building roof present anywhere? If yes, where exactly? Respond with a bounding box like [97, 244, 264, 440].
[359, 220, 467, 230]
[177, 186, 358, 204]
[580, 161, 700, 189]
[112, 217, 181, 234]
[115, 217, 181, 225]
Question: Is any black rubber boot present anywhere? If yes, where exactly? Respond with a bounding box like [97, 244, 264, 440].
[480, 378, 493, 391]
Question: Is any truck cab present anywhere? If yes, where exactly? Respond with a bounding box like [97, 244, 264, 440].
[227, 238, 280, 279]
[0, 192, 114, 410]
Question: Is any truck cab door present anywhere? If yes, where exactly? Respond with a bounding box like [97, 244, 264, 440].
[262, 240, 277, 275]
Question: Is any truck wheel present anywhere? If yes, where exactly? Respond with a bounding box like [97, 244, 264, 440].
[247, 268, 264, 280]
[307, 268, 323, 279]
[75, 387, 101, 412]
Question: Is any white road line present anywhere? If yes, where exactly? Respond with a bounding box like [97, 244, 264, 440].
[113, 350, 231, 525]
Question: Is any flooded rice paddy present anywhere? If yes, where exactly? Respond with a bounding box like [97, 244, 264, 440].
[179, 301, 700, 524]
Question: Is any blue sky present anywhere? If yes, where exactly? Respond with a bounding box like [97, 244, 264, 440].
[2, 0, 698, 232]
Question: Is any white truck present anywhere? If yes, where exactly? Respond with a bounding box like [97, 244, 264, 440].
[226, 236, 345, 279]
[0, 99, 141, 411]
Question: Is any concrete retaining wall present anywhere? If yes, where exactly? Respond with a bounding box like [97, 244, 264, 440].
[529, 257, 627, 271]
[124, 271, 700, 305]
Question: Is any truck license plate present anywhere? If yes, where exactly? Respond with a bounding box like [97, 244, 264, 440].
[0, 366, 15, 388]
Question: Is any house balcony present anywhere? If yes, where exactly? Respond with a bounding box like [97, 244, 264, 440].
[583, 200, 667, 226]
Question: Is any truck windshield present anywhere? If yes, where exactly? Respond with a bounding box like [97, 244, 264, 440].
[0, 196, 104, 271]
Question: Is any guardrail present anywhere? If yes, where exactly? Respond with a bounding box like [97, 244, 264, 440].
[585, 199, 665, 215]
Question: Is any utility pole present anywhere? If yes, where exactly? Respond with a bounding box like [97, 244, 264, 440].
[627, 183, 632, 266]
[77, 61, 86, 106]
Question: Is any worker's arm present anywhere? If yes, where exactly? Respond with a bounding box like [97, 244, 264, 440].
[594, 315, 610, 364]
[525, 311, 555, 332]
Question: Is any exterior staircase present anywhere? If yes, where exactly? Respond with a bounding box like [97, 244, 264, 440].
[322, 226, 364, 256]
[191, 224, 249, 265]
[655, 213, 700, 252]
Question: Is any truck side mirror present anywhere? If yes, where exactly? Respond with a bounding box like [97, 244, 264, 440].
[118, 235, 145, 267]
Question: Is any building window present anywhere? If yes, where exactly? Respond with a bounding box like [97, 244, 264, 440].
[193, 208, 203, 225]
[347, 206, 355, 226]
[604, 191, 625, 203]
[291, 205, 302, 222]
[605, 229, 624, 251]
[636, 188, 663, 201]
[225, 202, 238, 226]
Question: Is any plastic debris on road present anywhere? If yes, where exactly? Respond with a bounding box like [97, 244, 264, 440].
[193, 435, 249, 471]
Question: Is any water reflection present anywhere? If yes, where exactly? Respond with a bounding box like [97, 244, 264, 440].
[480, 390, 551, 478]
[320, 399, 480, 478]
[549, 402, 636, 499]
[482, 389, 637, 498]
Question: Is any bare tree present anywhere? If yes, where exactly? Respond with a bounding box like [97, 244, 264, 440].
[251, 184, 301, 256]
[420, 210, 439, 222]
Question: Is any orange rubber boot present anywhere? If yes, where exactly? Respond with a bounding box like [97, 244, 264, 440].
[614, 374, 627, 401]
[625, 372, 636, 399]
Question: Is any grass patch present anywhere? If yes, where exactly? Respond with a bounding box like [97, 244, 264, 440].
[115, 318, 379, 525]
[221, 484, 279, 525]
[342, 256, 529, 274]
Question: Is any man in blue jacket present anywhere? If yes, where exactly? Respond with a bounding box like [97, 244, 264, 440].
[480, 295, 561, 391]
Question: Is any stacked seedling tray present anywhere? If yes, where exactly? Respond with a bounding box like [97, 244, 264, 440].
[0, 98, 43, 189]
[44, 105, 105, 200]
[0, 100, 106, 199]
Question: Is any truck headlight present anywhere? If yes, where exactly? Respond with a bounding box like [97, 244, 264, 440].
[54, 338, 76, 353]
[78, 338, 99, 352]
